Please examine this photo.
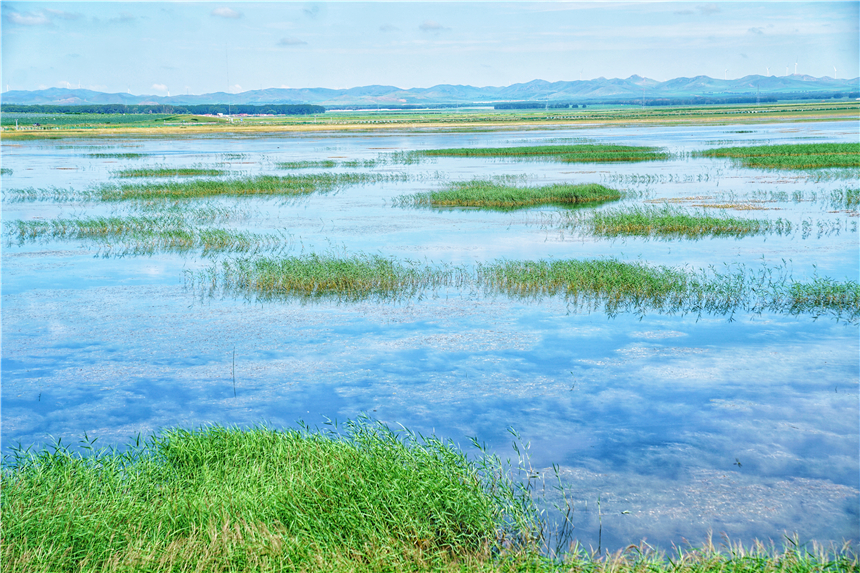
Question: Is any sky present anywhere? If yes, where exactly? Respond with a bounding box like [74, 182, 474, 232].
[2, 2, 858, 95]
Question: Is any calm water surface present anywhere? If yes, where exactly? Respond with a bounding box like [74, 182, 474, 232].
[2, 121, 858, 551]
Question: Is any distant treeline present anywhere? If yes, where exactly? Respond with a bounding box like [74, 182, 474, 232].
[0, 104, 325, 115]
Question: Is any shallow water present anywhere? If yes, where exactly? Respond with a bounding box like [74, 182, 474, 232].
[2, 120, 858, 552]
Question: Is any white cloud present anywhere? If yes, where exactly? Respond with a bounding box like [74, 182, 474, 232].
[278, 37, 307, 46]
[212, 7, 242, 19]
[45, 9, 82, 21]
[419, 20, 448, 32]
[6, 11, 51, 26]
[152, 83, 168, 92]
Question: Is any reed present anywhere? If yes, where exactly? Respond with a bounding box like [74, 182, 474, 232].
[396, 181, 621, 209]
[695, 143, 860, 169]
[418, 144, 669, 163]
[276, 160, 338, 169]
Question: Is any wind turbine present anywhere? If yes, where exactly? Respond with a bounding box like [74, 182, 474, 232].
[785, 66, 789, 76]
[724, 69, 728, 80]
[794, 60, 798, 75]
[766, 67, 769, 76]
[833, 66, 837, 79]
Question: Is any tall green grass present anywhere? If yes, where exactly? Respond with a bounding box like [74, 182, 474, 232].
[2, 420, 855, 572]
[7, 216, 286, 256]
[396, 181, 620, 209]
[695, 143, 860, 169]
[419, 144, 669, 163]
[0, 419, 537, 572]
[201, 254, 860, 320]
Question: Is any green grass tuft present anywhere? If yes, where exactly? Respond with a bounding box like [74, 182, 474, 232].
[397, 181, 621, 209]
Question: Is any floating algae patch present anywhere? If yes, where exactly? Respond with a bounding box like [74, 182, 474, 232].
[695, 143, 860, 170]
[418, 144, 669, 163]
[395, 181, 621, 209]
[112, 167, 226, 178]
[6, 172, 409, 202]
[201, 253, 860, 320]
[6, 215, 288, 256]
[571, 205, 793, 239]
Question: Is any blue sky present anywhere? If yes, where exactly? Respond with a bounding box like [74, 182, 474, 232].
[2, 2, 857, 95]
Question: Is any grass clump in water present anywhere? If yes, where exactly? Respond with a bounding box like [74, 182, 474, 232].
[419, 144, 669, 163]
[397, 181, 621, 209]
[582, 205, 792, 238]
[695, 143, 860, 169]
[1, 419, 540, 572]
[7, 216, 286, 256]
[276, 160, 338, 169]
[203, 254, 860, 320]
[113, 167, 225, 178]
[213, 253, 456, 301]
[86, 152, 146, 159]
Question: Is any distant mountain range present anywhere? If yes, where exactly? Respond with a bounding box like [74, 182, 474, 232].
[3, 75, 858, 107]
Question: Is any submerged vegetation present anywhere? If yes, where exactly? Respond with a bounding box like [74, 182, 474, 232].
[113, 167, 226, 178]
[2, 420, 856, 573]
[396, 181, 621, 209]
[202, 253, 860, 320]
[6, 172, 408, 202]
[6, 216, 286, 256]
[418, 144, 670, 163]
[695, 143, 860, 169]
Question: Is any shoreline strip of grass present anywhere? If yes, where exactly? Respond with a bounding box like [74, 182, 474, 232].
[694, 142, 860, 169]
[396, 181, 621, 209]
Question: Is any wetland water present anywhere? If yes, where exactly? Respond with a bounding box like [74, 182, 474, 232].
[2, 121, 858, 551]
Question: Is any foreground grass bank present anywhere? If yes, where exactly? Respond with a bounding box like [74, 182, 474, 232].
[203, 254, 860, 320]
[3, 421, 856, 573]
[418, 144, 669, 163]
[695, 143, 860, 170]
[397, 181, 621, 209]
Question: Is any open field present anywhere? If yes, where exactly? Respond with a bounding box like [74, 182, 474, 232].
[696, 143, 860, 169]
[2, 101, 858, 139]
[2, 420, 856, 573]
